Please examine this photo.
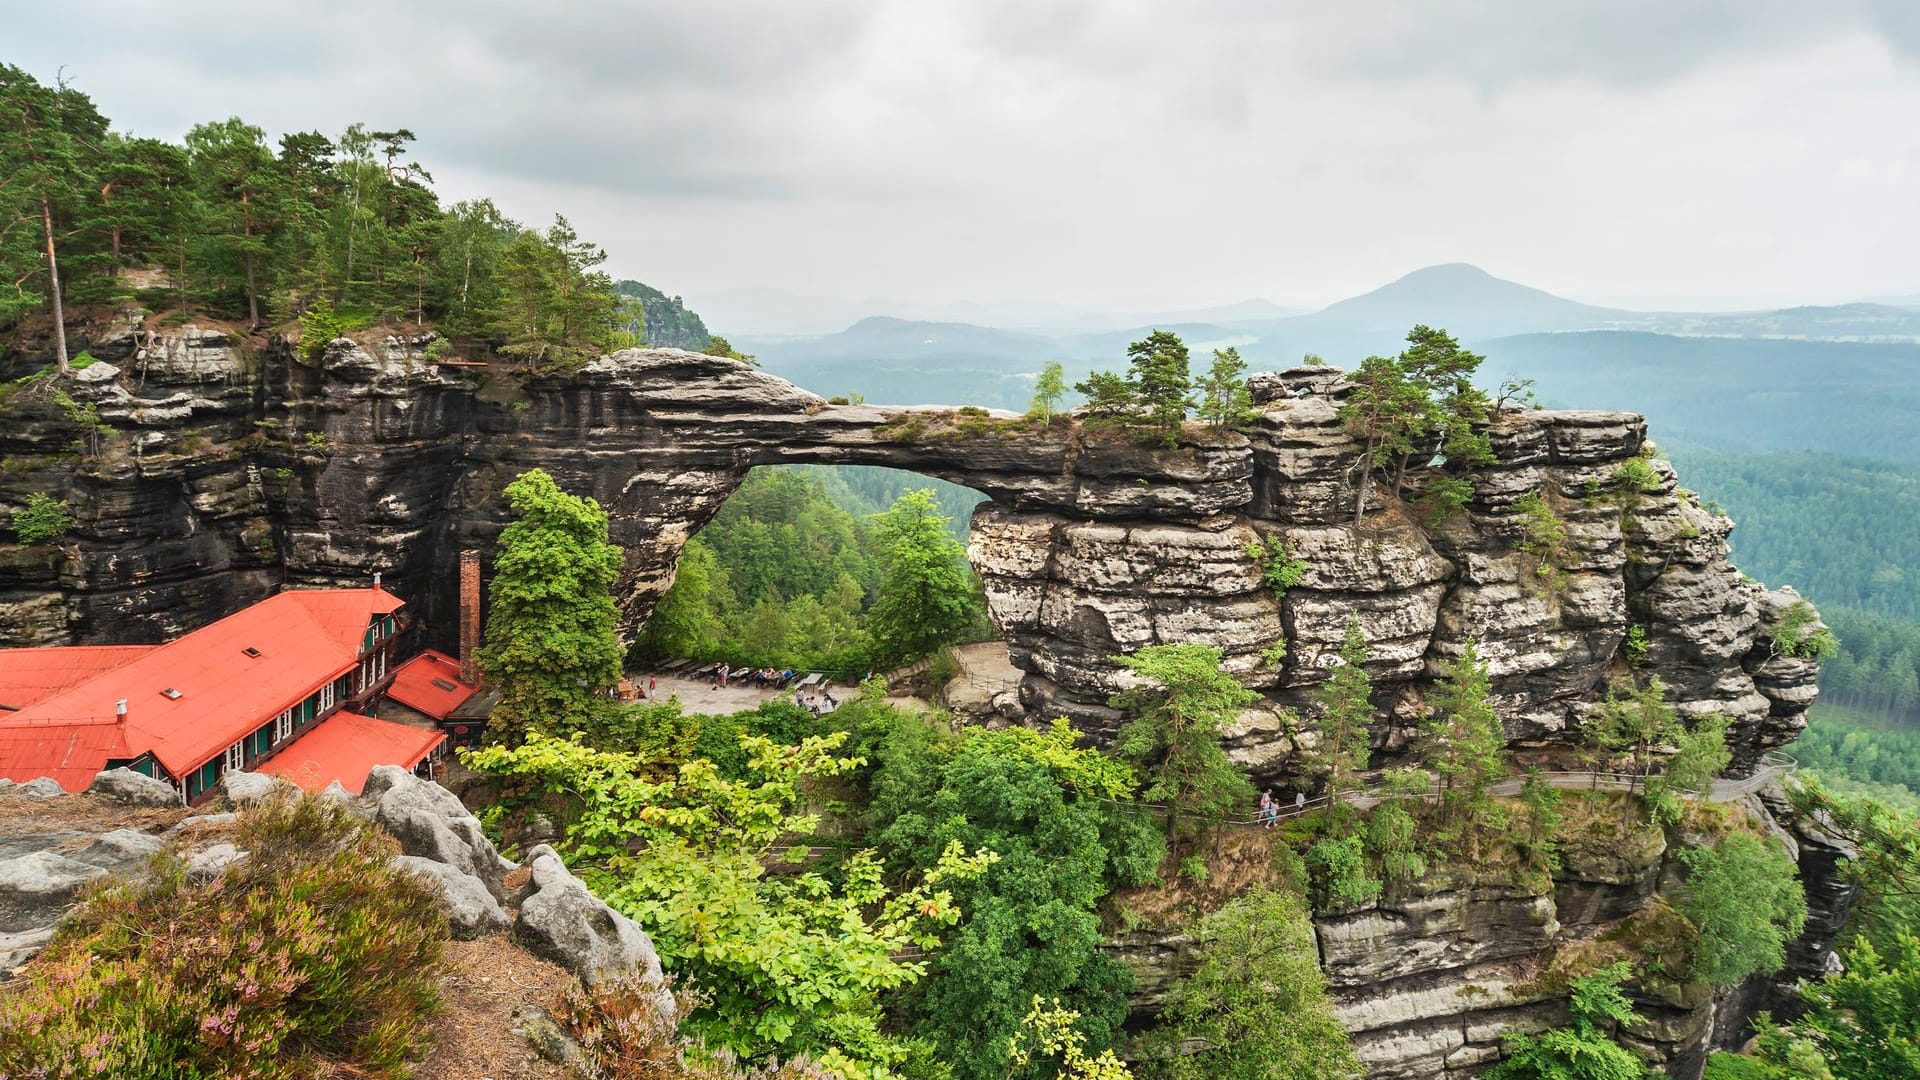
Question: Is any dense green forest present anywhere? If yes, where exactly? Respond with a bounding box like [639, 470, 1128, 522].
[1791, 707, 1920, 811]
[631, 468, 991, 675]
[1667, 451, 1920, 724]
[0, 63, 706, 370]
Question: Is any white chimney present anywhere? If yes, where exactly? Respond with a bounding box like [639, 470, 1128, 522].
[115, 699, 127, 717]
[373, 572, 383, 588]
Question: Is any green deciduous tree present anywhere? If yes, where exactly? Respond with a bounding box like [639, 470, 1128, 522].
[1110, 643, 1258, 845]
[1676, 832, 1808, 989]
[1138, 889, 1363, 1080]
[867, 488, 984, 668]
[1030, 359, 1068, 422]
[1197, 346, 1256, 429]
[1487, 962, 1651, 1080]
[477, 468, 625, 740]
[463, 730, 994, 1077]
[875, 723, 1163, 1080]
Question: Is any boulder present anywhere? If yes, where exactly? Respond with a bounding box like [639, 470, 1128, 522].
[515, 844, 671, 1014]
[184, 843, 246, 885]
[394, 855, 510, 939]
[218, 769, 293, 807]
[0, 924, 55, 975]
[359, 766, 513, 900]
[0, 851, 107, 932]
[512, 1003, 589, 1069]
[15, 778, 65, 799]
[86, 768, 179, 807]
[68, 829, 165, 870]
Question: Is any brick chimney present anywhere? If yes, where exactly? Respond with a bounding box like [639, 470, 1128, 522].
[459, 549, 482, 686]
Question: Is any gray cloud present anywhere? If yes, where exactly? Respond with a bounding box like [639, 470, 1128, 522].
[11, 1, 1920, 309]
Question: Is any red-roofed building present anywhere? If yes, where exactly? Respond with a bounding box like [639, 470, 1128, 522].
[386, 649, 479, 723]
[0, 586, 433, 800]
[255, 710, 444, 795]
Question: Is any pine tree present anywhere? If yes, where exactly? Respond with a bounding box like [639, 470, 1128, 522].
[1125, 330, 1194, 446]
[0, 64, 107, 372]
[1197, 346, 1256, 429]
[1111, 643, 1258, 845]
[1418, 640, 1509, 851]
[1309, 616, 1377, 833]
[185, 117, 279, 329]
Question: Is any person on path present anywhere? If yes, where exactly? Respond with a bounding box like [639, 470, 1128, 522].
[648, 676, 657, 698]
[1294, 791, 1306, 816]
[1257, 789, 1276, 828]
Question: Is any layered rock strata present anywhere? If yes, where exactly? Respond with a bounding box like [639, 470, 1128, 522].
[0, 341, 1819, 776]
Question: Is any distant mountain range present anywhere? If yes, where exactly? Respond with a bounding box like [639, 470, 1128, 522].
[711, 264, 1920, 463]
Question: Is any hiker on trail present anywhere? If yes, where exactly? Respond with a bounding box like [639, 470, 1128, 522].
[648, 676, 656, 697]
[1294, 791, 1306, 815]
[1257, 789, 1276, 828]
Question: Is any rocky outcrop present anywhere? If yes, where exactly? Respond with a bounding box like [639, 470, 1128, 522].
[1112, 791, 1851, 1080]
[1, 344, 1822, 780]
[517, 843, 671, 1010]
[0, 767, 669, 1005]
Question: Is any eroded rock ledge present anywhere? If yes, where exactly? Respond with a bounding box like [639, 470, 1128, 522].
[1, 341, 1819, 781]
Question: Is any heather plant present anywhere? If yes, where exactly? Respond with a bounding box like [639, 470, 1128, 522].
[0, 794, 447, 1079]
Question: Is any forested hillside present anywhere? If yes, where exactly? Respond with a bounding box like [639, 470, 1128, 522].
[0, 63, 701, 370]
[631, 468, 990, 675]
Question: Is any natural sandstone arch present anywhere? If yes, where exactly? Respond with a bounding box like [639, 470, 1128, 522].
[425, 349, 1820, 778]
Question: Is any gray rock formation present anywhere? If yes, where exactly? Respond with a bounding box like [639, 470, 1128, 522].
[517, 843, 671, 1010]
[0, 851, 107, 934]
[358, 764, 513, 901]
[1, 343, 1821, 782]
[86, 767, 180, 807]
[393, 853, 510, 940]
[218, 769, 294, 807]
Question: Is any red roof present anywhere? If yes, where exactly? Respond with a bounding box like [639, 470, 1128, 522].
[0, 719, 135, 791]
[0, 645, 157, 712]
[386, 649, 478, 721]
[0, 587, 404, 787]
[255, 710, 444, 794]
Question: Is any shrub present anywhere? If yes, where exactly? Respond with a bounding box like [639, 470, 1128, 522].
[298, 298, 352, 360]
[1304, 835, 1380, 914]
[12, 490, 72, 544]
[1771, 599, 1838, 660]
[1677, 832, 1808, 989]
[0, 795, 448, 1078]
[1244, 537, 1308, 596]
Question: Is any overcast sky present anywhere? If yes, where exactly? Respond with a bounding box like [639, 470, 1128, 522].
[14, 1, 1920, 314]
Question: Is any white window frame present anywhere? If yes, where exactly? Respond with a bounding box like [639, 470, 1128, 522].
[222, 741, 245, 772]
[319, 682, 336, 713]
[273, 708, 294, 743]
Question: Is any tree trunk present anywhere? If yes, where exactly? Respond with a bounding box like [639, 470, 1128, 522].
[241, 190, 260, 331]
[1352, 465, 1372, 527]
[40, 194, 70, 375]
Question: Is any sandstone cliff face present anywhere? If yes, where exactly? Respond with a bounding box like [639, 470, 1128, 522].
[0, 334, 1834, 1077]
[2, 345, 1819, 777]
[1111, 791, 1853, 1080]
